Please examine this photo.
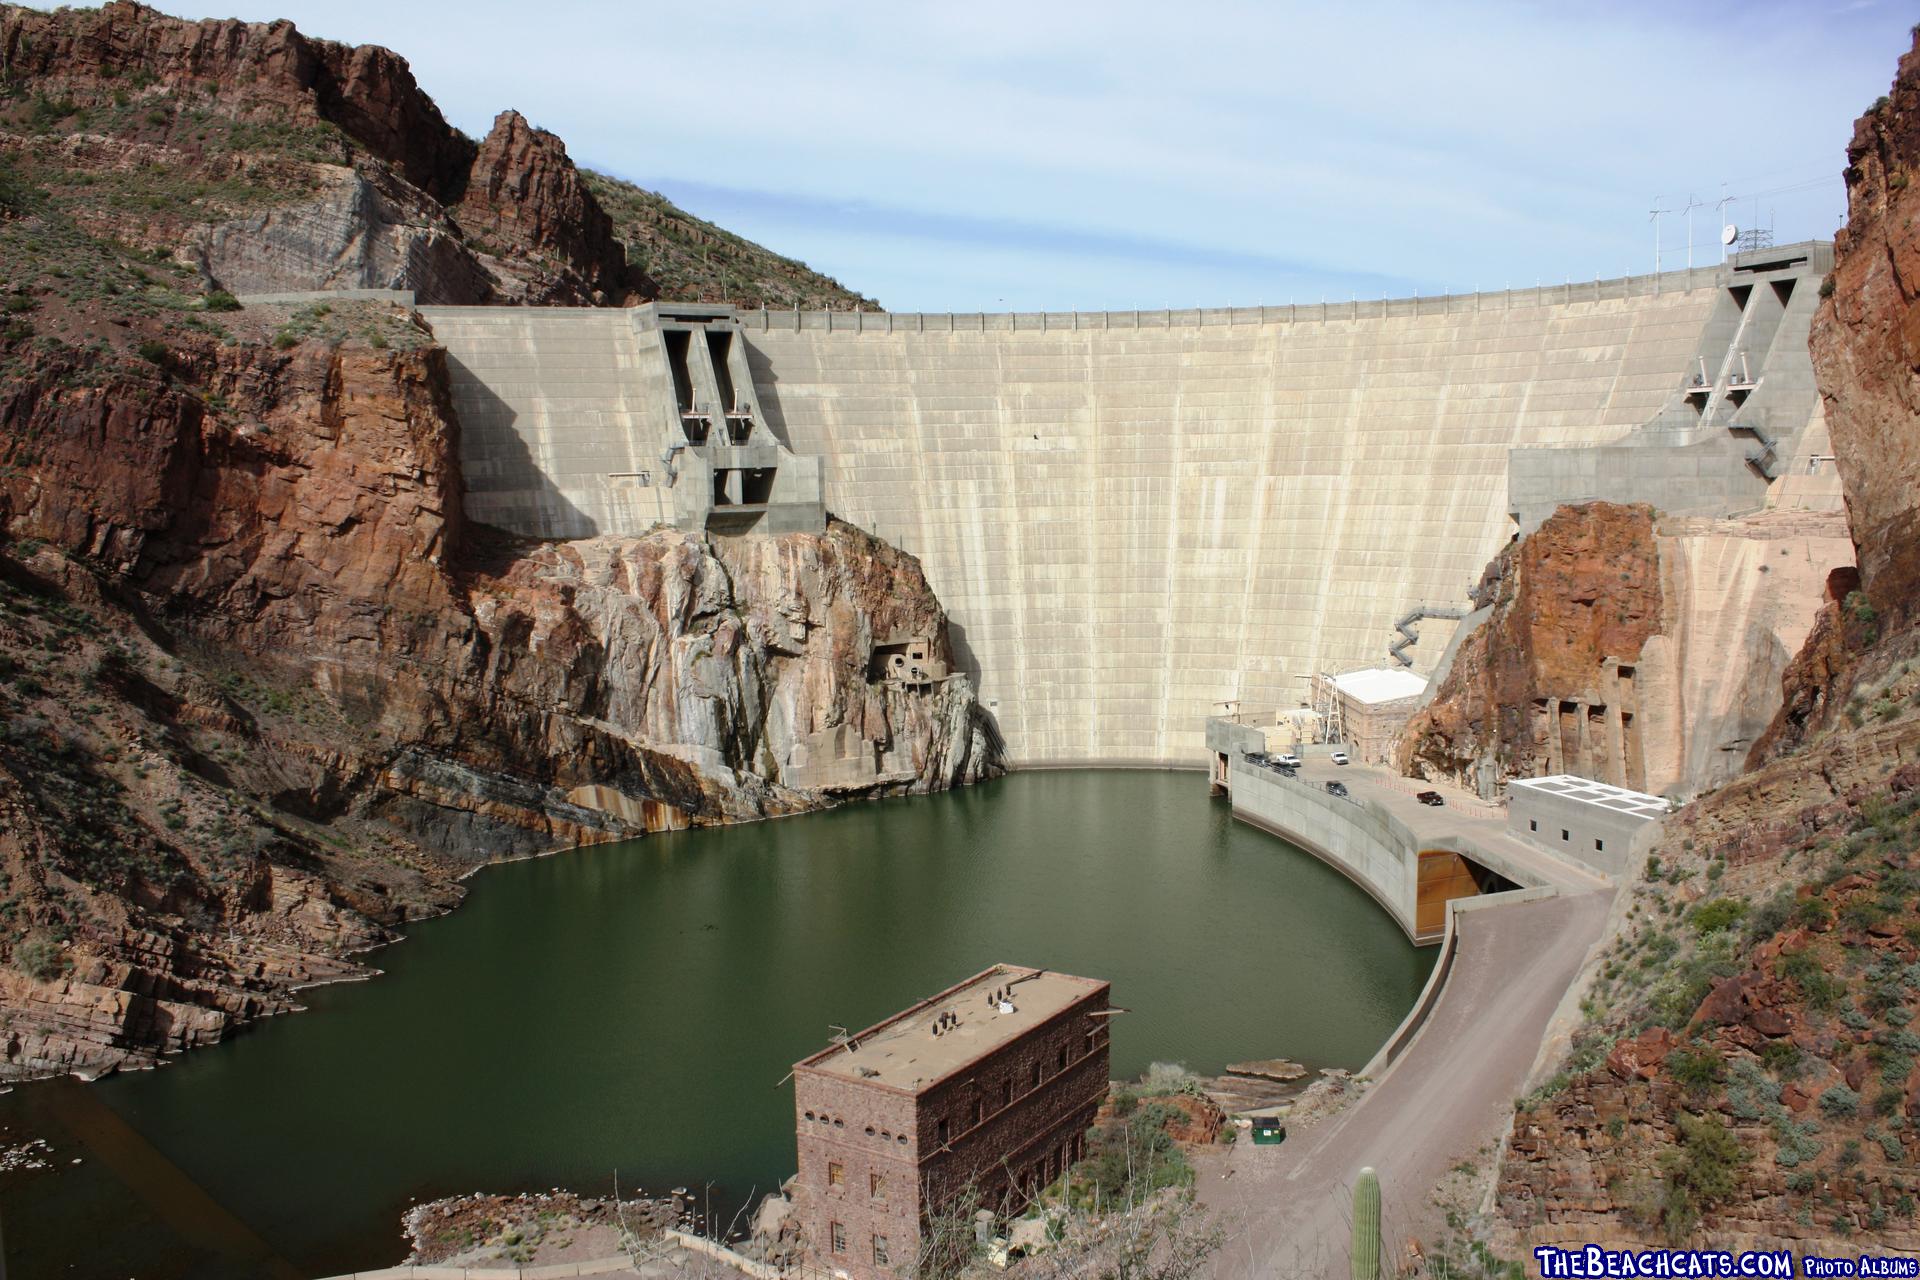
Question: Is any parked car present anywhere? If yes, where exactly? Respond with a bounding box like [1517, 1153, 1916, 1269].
[1330, 750, 1350, 766]
[1416, 790, 1445, 807]
[1275, 753, 1303, 768]
[1324, 781, 1349, 797]
[1246, 751, 1269, 765]
[1274, 764, 1298, 778]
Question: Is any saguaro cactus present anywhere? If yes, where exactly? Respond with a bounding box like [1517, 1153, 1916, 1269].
[1351, 1166, 1382, 1280]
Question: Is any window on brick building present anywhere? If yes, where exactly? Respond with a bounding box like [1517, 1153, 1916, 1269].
[831, 1221, 847, 1254]
[936, 1117, 949, 1146]
[972, 1097, 983, 1126]
[1000, 1080, 1011, 1109]
[827, 1161, 844, 1188]
[1057, 1043, 1067, 1070]
[1030, 1062, 1041, 1088]
[870, 1172, 886, 1199]
[873, 1234, 890, 1265]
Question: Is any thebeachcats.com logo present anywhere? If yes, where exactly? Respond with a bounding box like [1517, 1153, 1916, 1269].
[1534, 1245, 1920, 1278]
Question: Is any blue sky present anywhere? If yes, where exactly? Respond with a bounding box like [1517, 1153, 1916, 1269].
[146, 1, 1913, 310]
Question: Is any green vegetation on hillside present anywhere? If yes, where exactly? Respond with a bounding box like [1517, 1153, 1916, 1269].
[584, 170, 878, 311]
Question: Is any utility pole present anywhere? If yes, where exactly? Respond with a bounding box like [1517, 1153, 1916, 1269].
[1717, 183, 1733, 264]
[1649, 198, 1671, 273]
[1681, 194, 1707, 269]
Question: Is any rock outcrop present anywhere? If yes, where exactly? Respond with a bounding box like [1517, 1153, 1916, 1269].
[1399, 502, 1665, 798]
[1399, 503, 1849, 802]
[0, 326, 999, 1078]
[1751, 25, 1920, 764]
[0, 1, 645, 304]
[459, 110, 637, 305]
[1815, 35, 1920, 629]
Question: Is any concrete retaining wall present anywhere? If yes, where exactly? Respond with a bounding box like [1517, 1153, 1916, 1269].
[1229, 760, 1421, 937]
[1226, 757, 1567, 942]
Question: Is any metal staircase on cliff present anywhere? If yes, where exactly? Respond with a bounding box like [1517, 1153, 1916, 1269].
[1388, 604, 1470, 668]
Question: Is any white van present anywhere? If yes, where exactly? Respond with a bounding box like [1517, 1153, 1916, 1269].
[1330, 750, 1350, 766]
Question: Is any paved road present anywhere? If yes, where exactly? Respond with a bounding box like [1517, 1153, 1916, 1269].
[1196, 888, 1612, 1279]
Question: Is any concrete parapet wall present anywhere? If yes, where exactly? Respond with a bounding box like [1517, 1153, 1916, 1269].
[1226, 757, 1575, 943]
[751, 286, 1723, 764]
[747, 261, 1731, 335]
[1229, 760, 1423, 938]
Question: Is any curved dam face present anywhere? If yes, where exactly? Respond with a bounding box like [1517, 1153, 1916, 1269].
[424, 248, 1831, 768]
[747, 293, 1713, 764]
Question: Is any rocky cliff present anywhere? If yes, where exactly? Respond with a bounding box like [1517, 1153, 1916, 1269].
[1815, 40, 1920, 631]
[0, 2, 869, 310]
[0, 290, 994, 1079]
[1397, 504, 1846, 803]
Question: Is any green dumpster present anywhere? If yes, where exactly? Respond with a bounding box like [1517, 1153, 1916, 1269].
[1251, 1116, 1287, 1145]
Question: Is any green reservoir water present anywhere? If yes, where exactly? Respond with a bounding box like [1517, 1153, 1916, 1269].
[0, 770, 1431, 1278]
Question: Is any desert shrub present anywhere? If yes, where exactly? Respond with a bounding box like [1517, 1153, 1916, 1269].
[1669, 1043, 1724, 1095]
[1656, 1111, 1746, 1242]
[201, 289, 241, 312]
[1821, 1084, 1861, 1119]
[12, 934, 65, 980]
[136, 338, 168, 364]
[1844, 897, 1892, 931]
[1778, 947, 1845, 1010]
[1869, 1125, 1906, 1161]
[1079, 1102, 1192, 1208]
[1774, 1113, 1822, 1168]
[1690, 898, 1748, 935]
[1140, 1061, 1203, 1097]
[1727, 1058, 1780, 1120]
[1793, 897, 1833, 929]
[1745, 891, 1795, 944]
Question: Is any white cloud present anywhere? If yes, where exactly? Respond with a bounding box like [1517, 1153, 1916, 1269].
[142, 0, 1900, 309]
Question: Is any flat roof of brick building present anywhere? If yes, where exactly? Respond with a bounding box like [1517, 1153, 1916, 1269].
[796, 965, 1108, 1093]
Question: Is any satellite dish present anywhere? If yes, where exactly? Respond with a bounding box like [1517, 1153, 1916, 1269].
[1721, 224, 1739, 246]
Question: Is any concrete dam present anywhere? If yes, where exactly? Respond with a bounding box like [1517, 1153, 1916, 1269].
[420, 242, 1835, 769]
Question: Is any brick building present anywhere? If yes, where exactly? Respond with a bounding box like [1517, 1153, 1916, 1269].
[791, 965, 1112, 1280]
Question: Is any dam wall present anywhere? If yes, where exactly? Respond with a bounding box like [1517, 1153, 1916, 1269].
[428, 306, 679, 538]
[420, 254, 1829, 769]
[748, 278, 1753, 766]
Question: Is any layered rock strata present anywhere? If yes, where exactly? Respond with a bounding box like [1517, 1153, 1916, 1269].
[0, 329, 998, 1078]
